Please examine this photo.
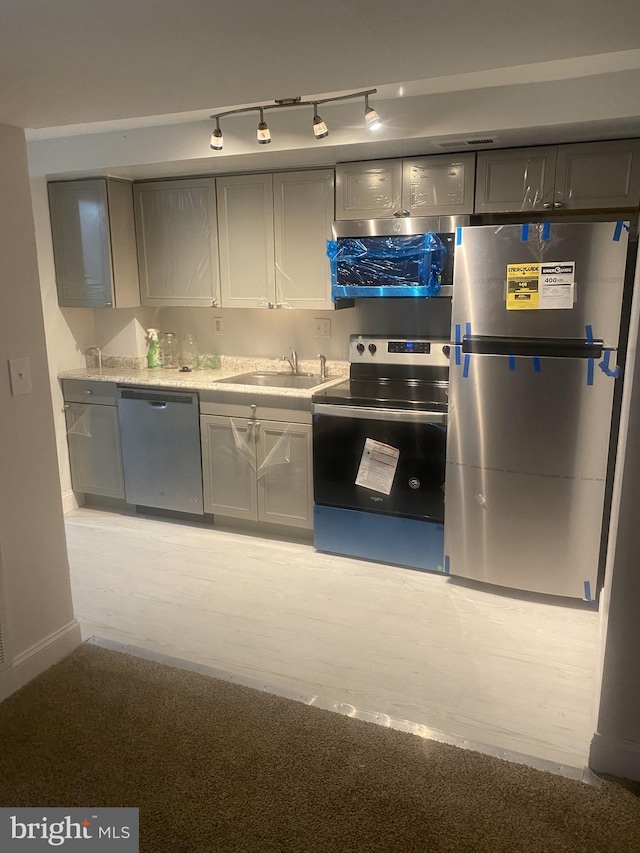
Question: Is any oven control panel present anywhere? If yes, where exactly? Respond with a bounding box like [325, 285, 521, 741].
[349, 335, 450, 366]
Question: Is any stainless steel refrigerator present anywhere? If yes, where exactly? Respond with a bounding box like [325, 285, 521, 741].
[445, 221, 630, 599]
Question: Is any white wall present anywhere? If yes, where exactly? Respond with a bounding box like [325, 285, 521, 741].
[0, 124, 79, 691]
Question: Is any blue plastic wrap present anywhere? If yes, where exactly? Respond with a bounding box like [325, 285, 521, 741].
[328, 232, 446, 299]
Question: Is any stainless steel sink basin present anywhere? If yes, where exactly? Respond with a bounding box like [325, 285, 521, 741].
[218, 371, 324, 389]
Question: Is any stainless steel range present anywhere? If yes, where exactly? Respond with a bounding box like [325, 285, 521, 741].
[311, 334, 450, 572]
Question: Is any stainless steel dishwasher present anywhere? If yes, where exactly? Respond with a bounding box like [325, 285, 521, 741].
[117, 387, 203, 514]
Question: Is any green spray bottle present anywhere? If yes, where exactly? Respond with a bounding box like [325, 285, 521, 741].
[146, 328, 161, 368]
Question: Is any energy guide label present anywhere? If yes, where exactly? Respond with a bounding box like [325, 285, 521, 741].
[506, 261, 575, 310]
[355, 438, 399, 495]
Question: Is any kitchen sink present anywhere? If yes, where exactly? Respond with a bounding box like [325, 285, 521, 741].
[218, 371, 325, 389]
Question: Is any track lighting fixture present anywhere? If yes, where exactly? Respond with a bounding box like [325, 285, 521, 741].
[257, 108, 271, 144]
[209, 117, 223, 150]
[364, 94, 382, 130]
[312, 103, 328, 139]
[209, 88, 381, 152]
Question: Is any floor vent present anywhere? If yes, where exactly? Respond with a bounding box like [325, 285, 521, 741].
[438, 137, 497, 148]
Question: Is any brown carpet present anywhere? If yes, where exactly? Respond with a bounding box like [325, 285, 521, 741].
[0, 645, 638, 852]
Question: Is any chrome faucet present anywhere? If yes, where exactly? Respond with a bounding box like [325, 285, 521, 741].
[318, 353, 327, 381]
[282, 346, 298, 374]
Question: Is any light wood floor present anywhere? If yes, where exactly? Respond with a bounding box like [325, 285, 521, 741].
[65, 507, 598, 770]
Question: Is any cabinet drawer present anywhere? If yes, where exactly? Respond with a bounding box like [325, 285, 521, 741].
[200, 399, 312, 424]
[62, 379, 119, 405]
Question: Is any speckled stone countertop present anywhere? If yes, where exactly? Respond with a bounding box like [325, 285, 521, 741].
[59, 357, 349, 399]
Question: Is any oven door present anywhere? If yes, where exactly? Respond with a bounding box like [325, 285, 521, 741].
[313, 404, 446, 522]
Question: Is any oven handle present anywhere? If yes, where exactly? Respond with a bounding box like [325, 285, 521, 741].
[313, 404, 447, 424]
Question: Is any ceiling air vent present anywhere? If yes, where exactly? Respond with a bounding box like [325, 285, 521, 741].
[438, 138, 496, 148]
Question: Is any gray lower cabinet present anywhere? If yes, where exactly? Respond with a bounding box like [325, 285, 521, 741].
[200, 408, 313, 529]
[475, 139, 640, 212]
[48, 179, 140, 308]
[63, 381, 125, 499]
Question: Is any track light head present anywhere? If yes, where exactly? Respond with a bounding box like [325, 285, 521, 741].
[364, 94, 382, 130]
[312, 103, 328, 139]
[257, 108, 271, 144]
[210, 118, 223, 150]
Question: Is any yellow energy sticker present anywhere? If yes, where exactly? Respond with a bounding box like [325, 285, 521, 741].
[507, 263, 540, 310]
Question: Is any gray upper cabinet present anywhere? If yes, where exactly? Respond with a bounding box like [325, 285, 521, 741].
[217, 173, 275, 309]
[134, 178, 220, 307]
[335, 159, 404, 219]
[474, 147, 558, 213]
[553, 140, 640, 210]
[336, 155, 475, 219]
[402, 154, 476, 215]
[475, 140, 640, 213]
[273, 170, 334, 310]
[49, 179, 140, 308]
[218, 170, 334, 310]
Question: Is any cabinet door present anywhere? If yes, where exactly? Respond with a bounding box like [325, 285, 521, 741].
[256, 421, 313, 529]
[200, 415, 258, 520]
[49, 180, 115, 307]
[475, 147, 557, 213]
[335, 160, 403, 219]
[65, 403, 124, 498]
[134, 178, 220, 307]
[217, 174, 275, 308]
[402, 154, 475, 215]
[273, 170, 334, 310]
[554, 140, 640, 210]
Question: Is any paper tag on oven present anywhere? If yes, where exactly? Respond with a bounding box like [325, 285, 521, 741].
[355, 438, 400, 495]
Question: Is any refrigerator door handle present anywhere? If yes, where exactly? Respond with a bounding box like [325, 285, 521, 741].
[460, 335, 604, 359]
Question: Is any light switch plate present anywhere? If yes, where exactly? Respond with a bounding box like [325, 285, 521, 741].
[9, 357, 32, 395]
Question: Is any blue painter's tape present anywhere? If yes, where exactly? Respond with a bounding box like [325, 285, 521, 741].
[521, 223, 529, 242]
[456, 227, 462, 246]
[533, 356, 541, 372]
[613, 221, 623, 241]
[455, 323, 461, 345]
[444, 555, 450, 575]
[541, 221, 550, 241]
[587, 358, 594, 386]
[455, 345, 461, 366]
[599, 350, 621, 379]
[584, 580, 592, 602]
[465, 322, 472, 340]
[508, 355, 516, 371]
[585, 324, 594, 345]
[463, 353, 470, 378]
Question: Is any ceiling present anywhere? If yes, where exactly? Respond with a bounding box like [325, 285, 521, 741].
[3, 0, 640, 132]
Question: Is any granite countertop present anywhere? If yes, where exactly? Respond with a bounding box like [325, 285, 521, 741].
[58, 361, 348, 399]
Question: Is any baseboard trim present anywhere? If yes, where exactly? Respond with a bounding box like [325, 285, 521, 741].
[62, 490, 81, 514]
[0, 620, 82, 704]
[589, 732, 640, 782]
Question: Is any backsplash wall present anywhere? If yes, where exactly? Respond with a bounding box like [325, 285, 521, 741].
[156, 299, 452, 363]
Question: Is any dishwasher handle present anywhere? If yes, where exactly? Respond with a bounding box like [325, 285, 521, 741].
[118, 388, 198, 405]
[150, 401, 167, 409]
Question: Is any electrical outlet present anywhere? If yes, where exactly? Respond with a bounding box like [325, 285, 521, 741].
[314, 318, 331, 337]
[8, 357, 32, 396]
[213, 317, 224, 335]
